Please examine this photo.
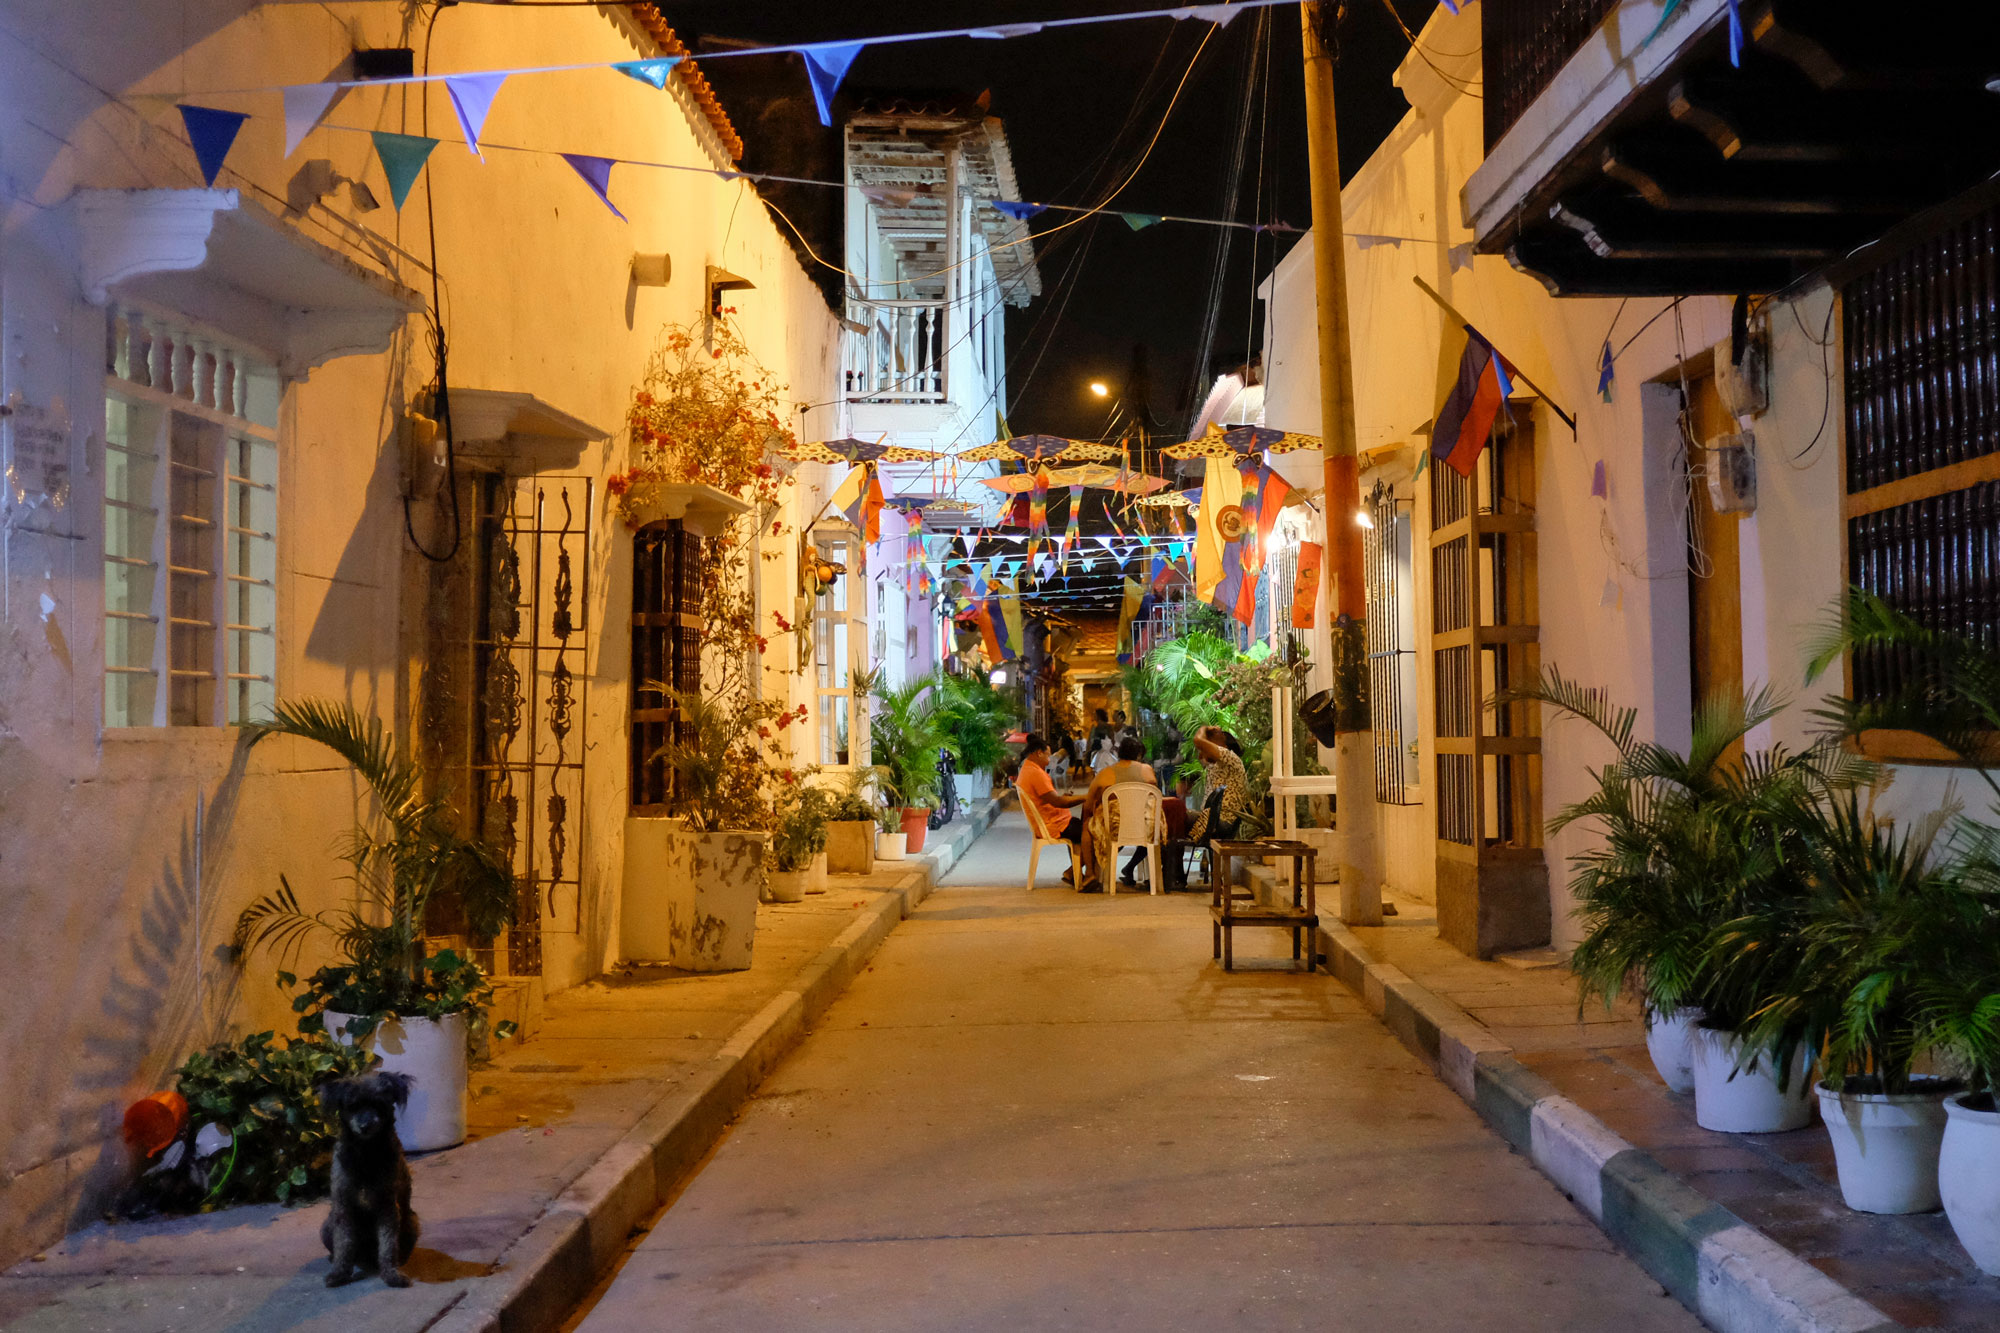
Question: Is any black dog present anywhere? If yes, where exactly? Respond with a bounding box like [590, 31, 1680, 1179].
[319, 1070, 420, 1288]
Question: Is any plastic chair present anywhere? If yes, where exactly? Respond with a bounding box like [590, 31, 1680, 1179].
[1100, 782, 1164, 896]
[1018, 782, 1079, 891]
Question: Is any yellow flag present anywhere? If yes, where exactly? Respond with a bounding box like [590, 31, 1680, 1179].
[1194, 454, 1243, 605]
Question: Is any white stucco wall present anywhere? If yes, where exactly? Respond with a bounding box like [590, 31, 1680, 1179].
[1258, 2, 1979, 943]
[0, 0, 837, 1261]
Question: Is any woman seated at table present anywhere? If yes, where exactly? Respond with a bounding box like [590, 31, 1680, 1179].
[1080, 737, 1155, 890]
[1160, 727, 1252, 890]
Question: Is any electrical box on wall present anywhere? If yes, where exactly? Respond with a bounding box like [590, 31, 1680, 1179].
[1714, 332, 1769, 419]
[1707, 431, 1758, 514]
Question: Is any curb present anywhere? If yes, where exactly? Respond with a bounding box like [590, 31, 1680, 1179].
[431, 799, 999, 1333]
[1313, 919, 1902, 1333]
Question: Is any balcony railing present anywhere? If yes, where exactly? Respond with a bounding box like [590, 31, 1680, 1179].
[845, 301, 946, 405]
[1482, 0, 1621, 149]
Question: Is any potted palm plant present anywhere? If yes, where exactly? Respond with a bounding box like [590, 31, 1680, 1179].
[938, 672, 1013, 805]
[1510, 670, 1860, 1126]
[1805, 589, 2000, 1246]
[625, 689, 773, 971]
[233, 700, 517, 1152]
[1712, 794, 1973, 1213]
[870, 675, 955, 855]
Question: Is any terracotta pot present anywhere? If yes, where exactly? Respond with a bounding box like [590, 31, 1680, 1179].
[900, 807, 931, 854]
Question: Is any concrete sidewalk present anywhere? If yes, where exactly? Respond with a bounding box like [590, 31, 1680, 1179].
[1309, 888, 2000, 1332]
[0, 800, 998, 1333]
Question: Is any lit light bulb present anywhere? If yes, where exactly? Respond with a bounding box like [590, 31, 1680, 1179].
[1089, 382, 1109, 398]
[1354, 509, 1375, 529]
[989, 668, 1007, 685]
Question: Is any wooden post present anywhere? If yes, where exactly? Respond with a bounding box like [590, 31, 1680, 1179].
[1300, 1, 1380, 925]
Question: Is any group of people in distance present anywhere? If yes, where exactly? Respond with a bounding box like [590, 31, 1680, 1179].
[1012, 712, 1252, 893]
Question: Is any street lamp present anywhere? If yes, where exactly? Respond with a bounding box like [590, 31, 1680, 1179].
[1088, 381, 1109, 398]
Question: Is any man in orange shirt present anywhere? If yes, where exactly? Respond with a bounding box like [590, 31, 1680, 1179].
[1016, 733, 1088, 886]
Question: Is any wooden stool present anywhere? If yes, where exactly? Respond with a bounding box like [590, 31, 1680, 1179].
[1210, 839, 1319, 972]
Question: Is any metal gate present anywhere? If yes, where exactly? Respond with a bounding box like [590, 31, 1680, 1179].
[471, 474, 591, 977]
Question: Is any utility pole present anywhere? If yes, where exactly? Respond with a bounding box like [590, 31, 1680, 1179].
[1300, 1, 1380, 926]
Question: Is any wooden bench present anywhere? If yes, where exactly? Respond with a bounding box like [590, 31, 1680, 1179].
[1210, 839, 1320, 972]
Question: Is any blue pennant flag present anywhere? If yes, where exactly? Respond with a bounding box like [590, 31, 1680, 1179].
[992, 199, 1047, 222]
[614, 57, 682, 90]
[178, 105, 248, 187]
[801, 43, 863, 127]
[561, 154, 627, 221]
[1598, 340, 1616, 403]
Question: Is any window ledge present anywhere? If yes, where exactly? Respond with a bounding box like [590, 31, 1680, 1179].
[1853, 729, 2000, 769]
[76, 189, 425, 378]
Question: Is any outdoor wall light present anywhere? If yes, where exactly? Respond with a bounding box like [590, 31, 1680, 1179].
[1088, 381, 1109, 397]
[1353, 508, 1375, 529]
[989, 668, 1007, 685]
[631, 253, 671, 287]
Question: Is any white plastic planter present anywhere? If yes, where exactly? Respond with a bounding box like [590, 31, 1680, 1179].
[809, 851, 828, 894]
[768, 867, 809, 903]
[323, 1010, 468, 1152]
[1645, 1007, 1700, 1095]
[622, 820, 767, 971]
[876, 831, 908, 861]
[1689, 1027, 1814, 1133]
[1941, 1093, 2000, 1272]
[1816, 1080, 1950, 1214]
[954, 770, 990, 805]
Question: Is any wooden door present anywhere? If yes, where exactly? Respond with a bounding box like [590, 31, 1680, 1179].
[1684, 372, 1744, 764]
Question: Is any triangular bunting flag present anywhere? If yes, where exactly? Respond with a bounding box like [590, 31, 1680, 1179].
[1173, 4, 1244, 25]
[992, 200, 1047, 222]
[801, 42, 863, 127]
[371, 130, 439, 210]
[561, 153, 627, 221]
[178, 105, 248, 187]
[282, 83, 345, 159]
[1121, 212, 1162, 232]
[614, 57, 682, 90]
[444, 72, 508, 159]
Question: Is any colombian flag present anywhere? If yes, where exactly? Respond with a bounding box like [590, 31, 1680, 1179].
[1433, 326, 1515, 478]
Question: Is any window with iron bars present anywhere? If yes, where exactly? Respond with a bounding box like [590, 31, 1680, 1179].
[1365, 481, 1421, 804]
[103, 305, 280, 728]
[1841, 199, 2000, 741]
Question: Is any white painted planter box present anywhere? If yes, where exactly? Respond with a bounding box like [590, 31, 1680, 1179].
[323, 1009, 467, 1152]
[622, 817, 767, 971]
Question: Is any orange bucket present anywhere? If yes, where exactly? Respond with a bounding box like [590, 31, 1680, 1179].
[122, 1091, 188, 1158]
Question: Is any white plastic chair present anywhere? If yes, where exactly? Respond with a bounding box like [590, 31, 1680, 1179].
[1100, 781, 1165, 896]
[1019, 782, 1079, 891]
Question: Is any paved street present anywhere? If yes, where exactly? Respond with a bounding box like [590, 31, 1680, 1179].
[571, 815, 1702, 1331]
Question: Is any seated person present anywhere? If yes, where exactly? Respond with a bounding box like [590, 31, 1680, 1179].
[1080, 737, 1157, 889]
[1162, 727, 1252, 891]
[1015, 732, 1088, 884]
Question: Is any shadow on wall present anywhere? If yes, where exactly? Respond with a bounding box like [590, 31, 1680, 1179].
[62, 745, 253, 1242]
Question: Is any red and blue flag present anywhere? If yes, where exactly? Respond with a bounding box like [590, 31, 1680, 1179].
[1433, 326, 1515, 478]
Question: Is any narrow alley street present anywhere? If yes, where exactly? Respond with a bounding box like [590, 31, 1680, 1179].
[567, 814, 1701, 1331]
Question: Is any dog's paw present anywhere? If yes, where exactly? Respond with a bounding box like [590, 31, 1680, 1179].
[324, 1268, 357, 1288]
[380, 1268, 412, 1289]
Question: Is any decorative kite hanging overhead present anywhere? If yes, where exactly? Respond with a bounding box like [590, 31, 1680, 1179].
[976, 463, 1168, 495]
[783, 436, 940, 465]
[1134, 489, 1191, 507]
[956, 434, 1121, 463]
[1161, 422, 1322, 460]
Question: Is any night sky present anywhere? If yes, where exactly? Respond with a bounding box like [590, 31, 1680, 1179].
[672, 1, 1435, 442]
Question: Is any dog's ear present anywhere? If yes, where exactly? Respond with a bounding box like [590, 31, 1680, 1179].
[318, 1077, 354, 1113]
[379, 1071, 415, 1109]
